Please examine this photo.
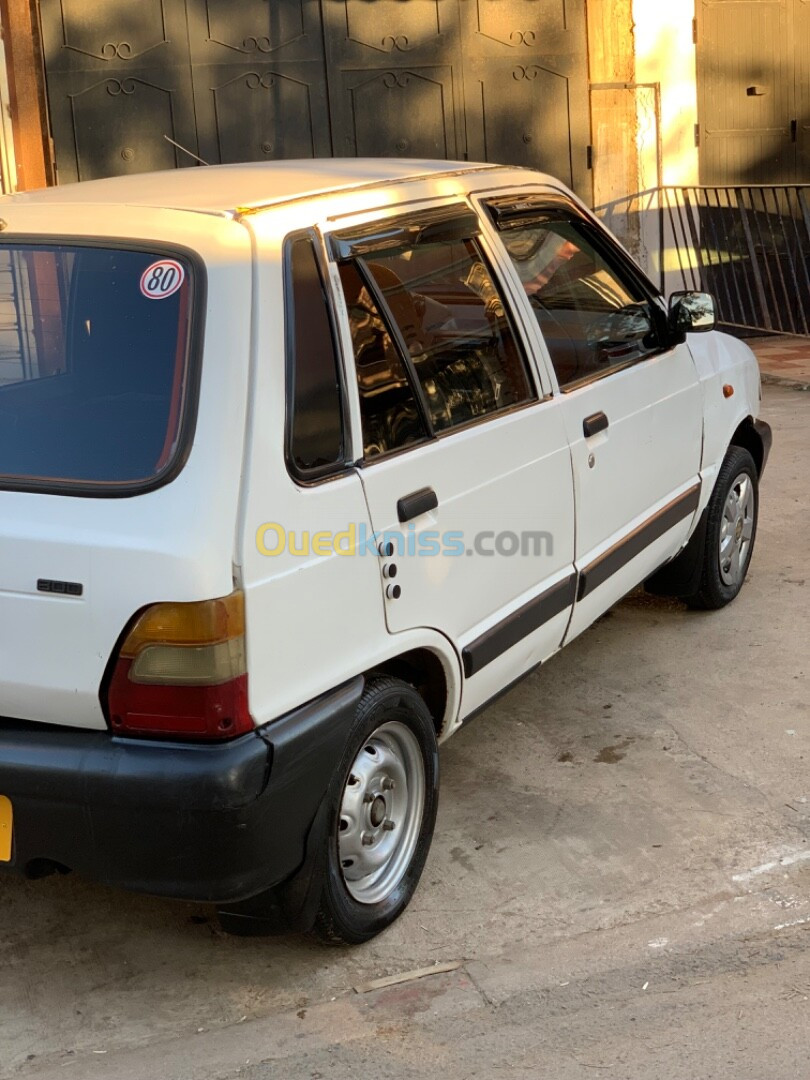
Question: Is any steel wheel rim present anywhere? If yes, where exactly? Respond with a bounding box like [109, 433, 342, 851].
[337, 721, 425, 905]
[719, 471, 755, 587]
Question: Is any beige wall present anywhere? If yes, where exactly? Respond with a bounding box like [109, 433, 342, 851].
[589, 0, 699, 204]
[633, 0, 699, 187]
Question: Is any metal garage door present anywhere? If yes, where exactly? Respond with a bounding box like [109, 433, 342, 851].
[696, 0, 810, 183]
[39, 0, 591, 196]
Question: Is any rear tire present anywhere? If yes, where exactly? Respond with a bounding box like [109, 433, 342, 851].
[312, 676, 439, 945]
[684, 445, 759, 610]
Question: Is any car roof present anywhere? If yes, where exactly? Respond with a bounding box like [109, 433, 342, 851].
[3, 159, 513, 217]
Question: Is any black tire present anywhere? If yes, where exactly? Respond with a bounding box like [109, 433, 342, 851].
[684, 445, 759, 610]
[312, 676, 439, 945]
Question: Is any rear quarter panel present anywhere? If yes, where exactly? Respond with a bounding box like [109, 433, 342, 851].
[0, 206, 252, 729]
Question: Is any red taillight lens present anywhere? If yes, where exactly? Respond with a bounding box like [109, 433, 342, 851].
[105, 592, 254, 741]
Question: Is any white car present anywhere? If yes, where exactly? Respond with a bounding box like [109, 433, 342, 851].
[0, 160, 770, 943]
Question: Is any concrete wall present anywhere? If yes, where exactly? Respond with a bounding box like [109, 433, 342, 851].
[633, 0, 699, 188]
[589, 0, 699, 283]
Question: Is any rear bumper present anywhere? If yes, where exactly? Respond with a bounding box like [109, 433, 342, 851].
[0, 677, 362, 904]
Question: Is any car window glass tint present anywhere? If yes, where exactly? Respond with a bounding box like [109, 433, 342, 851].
[362, 231, 534, 434]
[338, 260, 428, 459]
[0, 244, 194, 488]
[287, 236, 343, 475]
[499, 219, 659, 387]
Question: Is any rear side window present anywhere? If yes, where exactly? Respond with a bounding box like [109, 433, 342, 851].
[0, 243, 197, 492]
[285, 234, 344, 478]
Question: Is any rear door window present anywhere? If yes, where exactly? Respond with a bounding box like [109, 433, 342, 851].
[0, 242, 198, 492]
[334, 208, 535, 460]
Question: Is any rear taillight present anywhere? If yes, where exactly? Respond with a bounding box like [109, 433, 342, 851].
[106, 591, 253, 740]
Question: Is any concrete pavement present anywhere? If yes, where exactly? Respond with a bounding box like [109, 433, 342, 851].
[1, 384, 807, 1080]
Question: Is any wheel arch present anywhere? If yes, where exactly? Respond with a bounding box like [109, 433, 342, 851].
[365, 647, 455, 739]
[729, 415, 765, 475]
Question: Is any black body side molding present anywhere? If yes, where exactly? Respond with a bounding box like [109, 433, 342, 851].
[578, 483, 701, 600]
[462, 574, 577, 678]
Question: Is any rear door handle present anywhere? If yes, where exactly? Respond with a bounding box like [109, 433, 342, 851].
[397, 486, 438, 523]
[583, 411, 609, 438]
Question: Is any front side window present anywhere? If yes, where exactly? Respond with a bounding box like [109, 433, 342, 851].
[0, 243, 197, 491]
[497, 216, 661, 388]
[336, 210, 535, 459]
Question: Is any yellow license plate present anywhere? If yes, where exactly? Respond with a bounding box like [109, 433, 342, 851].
[0, 796, 12, 862]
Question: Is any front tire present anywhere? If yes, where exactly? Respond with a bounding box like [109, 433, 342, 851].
[313, 676, 439, 945]
[684, 445, 759, 610]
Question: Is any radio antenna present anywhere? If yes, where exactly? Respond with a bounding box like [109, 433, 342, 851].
[163, 135, 209, 167]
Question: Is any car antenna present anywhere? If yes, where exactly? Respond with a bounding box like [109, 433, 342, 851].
[163, 135, 210, 167]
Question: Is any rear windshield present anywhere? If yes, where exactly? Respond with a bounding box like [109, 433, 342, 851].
[0, 243, 197, 492]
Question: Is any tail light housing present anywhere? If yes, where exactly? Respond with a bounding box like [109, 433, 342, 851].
[105, 591, 253, 740]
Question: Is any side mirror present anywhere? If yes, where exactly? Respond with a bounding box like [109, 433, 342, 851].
[668, 291, 717, 335]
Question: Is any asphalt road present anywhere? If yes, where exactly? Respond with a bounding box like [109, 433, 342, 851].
[2, 384, 808, 1080]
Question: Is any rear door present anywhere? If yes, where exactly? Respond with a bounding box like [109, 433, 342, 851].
[482, 193, 703, 641]
[328, 204, 577, 717]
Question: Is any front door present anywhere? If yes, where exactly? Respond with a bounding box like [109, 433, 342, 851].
[484, 192, 703, 641]
[328, 204, 577, 717]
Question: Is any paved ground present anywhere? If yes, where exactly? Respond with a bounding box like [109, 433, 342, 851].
[1, 384, 807, 1080]
[747, 334, 810, 389]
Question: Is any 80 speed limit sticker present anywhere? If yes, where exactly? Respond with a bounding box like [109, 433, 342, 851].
[140, 258, 185, 300]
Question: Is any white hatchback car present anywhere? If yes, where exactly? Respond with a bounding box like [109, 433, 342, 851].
[0, 160, 770, 942]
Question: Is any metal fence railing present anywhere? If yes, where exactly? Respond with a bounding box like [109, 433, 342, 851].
[595, 185, 810, 336]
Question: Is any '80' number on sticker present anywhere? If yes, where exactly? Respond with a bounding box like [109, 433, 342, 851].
[140, 258, 186, 300]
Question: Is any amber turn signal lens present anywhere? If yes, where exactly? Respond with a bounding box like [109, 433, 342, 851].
[119, 591, 245, 658]
[723, 384, 735, 398]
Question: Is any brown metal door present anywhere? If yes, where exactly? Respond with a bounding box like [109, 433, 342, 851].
[39, 0, 200, 182]
[321, 0, 467, 160]
[696, 0, 798, 183]
[39, 0, 590, 193]
[186, 0, 332, 164]
[458, 0, 591, 194]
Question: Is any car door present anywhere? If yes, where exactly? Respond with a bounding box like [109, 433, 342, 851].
[327, 204, 577, 718]
[481, 193, 703, 643]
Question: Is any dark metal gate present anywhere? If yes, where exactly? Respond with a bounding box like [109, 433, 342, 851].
[39, 0, 591, 195]
[696, 0, 810, 184]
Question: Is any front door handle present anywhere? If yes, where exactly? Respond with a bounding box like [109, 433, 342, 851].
[397, 486, 438, 523]
[583, 411, 609, 438]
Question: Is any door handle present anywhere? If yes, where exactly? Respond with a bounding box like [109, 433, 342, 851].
[583, 411, 609, 438]
[397, 486, 438, 523]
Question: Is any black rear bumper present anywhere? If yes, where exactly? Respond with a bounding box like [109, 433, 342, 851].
[0, 677, 362, 904]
